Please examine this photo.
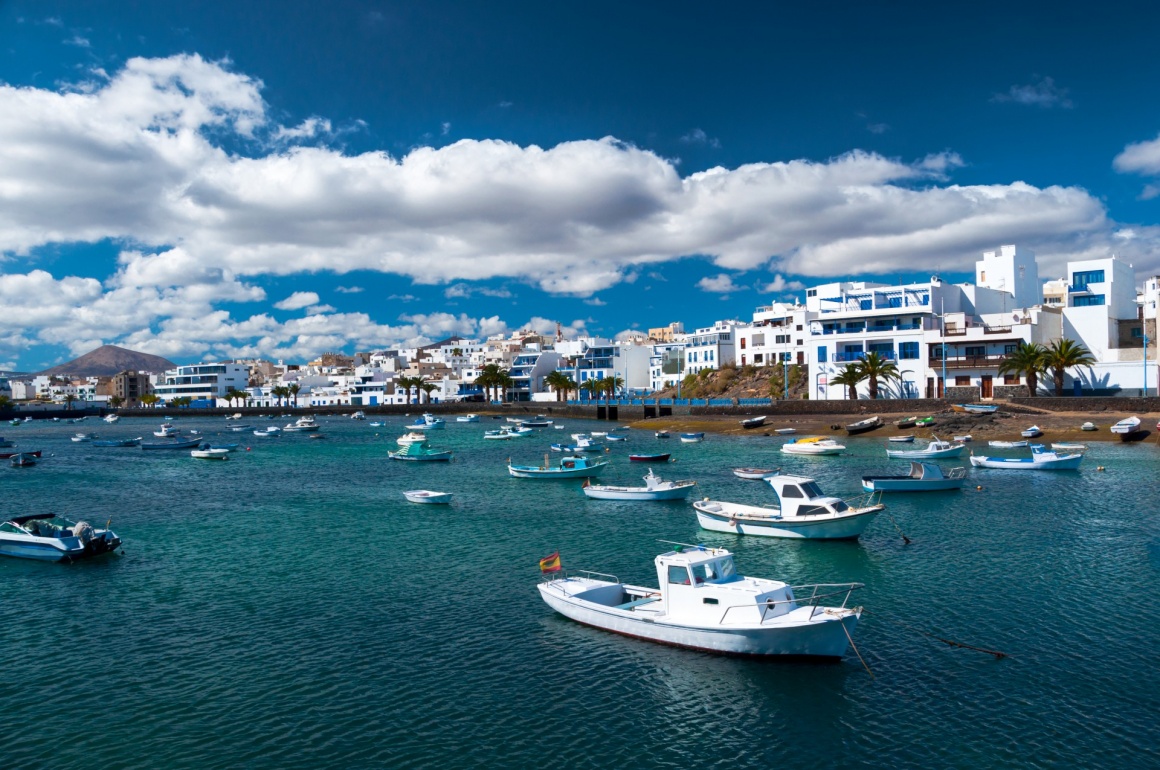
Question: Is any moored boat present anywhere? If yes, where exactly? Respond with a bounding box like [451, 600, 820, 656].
[403, 490, 453, 504]
[537, 545, 863, 658]
[191, 447, 231, 460]
[987, 440, 1028, 449]
[0, 449, 41, 460]
[71, 432, 99, 443]
[1081, 422, 1098, 431]
[781, 437, 846, 456]
[284, 416, 321, 432]
[679, 432, 705, 443]
[914, 417, 935, 427]
[388, 443, 453, 462]
[969, 444, 1083, 470]
[773, 427, 797, 435]
[140, 438, 202, 450]
[733, 467, 778, 480]
[10, 452, 37, 467]
[895, 417, 917, 428]
[694, 475, 884, 539]
[0, 514, 121, 562]
[92, 437, 142, 447]
[953, 403, 999, 414]
[397, 432, 429, 445]
[520, 416, 553, 428]
[508, 454, 608, 478]
[1110, 416, 1147, 441]
[861, 462, 966, 492]
[581, 468, 696, 501]
[739, 416, 767, 429]
[1051, 442, 1087, 451]
[1021, 425, 1043, 438]
[888, 435, 915, 443]
[953, 434, 973, 443]
[456, 414, 480, 423]
[407, 413, 445, 431]
[104, 414, 120, 423]
[655, 430, 671, 439]
[845, 416, 882, 435]
[628, 452, 671, 463]
[885, 438, 965, 459]
[483, 428, 516, 440]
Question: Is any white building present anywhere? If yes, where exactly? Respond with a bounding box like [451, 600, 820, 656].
[735, 302, 811, 370]
[153, 363, 251, 404]
[684, 321, 740, 376]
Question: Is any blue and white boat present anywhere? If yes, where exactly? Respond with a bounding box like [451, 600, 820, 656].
[141, 438, 202, 450]
[456, 414, 480, 423]
[861, 462, 967, 492]
[694, 475, 884, 540]
[679, 432, 705, 443]
[228, 424, 253, 432]
[885, 439, 965, 459]
[508, 454, 608, 479]
[209, 442, 241, 452]
[409, 413, 445, 431]
[987, 440, 1028, 449]
[969, 444, 1083, 470]
[388, 442, 453, 462]
[71, 432, 98, 443]
[284, 416, 320, 432]
[1021, 425, 1043, 438]
[953, 403, 999, 414]
[538, 546, 864, 658]
[581, 468, 696, 501]
[0, 514, 121, 562]
[92, 437, 142, 447]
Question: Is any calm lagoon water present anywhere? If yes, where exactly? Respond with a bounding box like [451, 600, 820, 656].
[2, 416, 1159, 769]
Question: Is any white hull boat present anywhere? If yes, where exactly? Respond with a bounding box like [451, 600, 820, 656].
[773, 428, 796, 435]
[397, 432, 429, 445]
[253, 428, 280, 437]
[862, 462, 966, 492]
[483, 429, 516, 440]
[388, 445, 452, 461]
[1081, 422, 1098, 431]
[537, 547, 862, 658]
[228, 424, 253, 432]
[781, 437, 846, 456]
[1110, 416, 1140, 434]
[987, 440, 1028, 449]
[403, 490, 453, 504]
[104, 414, 119, 424]
[733, 468, 778, 480]
[409, 413, 445, 431]
[191, 448, 231, 460]
[456, 414, 480, 423]
[1051, 442, 1087, 451]
[888, 435, 915, 443]
[680, 432, 705, 443]
[508, 455, 608, 478]
[581, 469, 695, 501]
[885, 439, 965, 459]
[0, 514, 121, 562]
[1021, 426, 1043, 438]
[694, 475, 883, 540]
[970, 445, 1083, 470]
[953, 434, 973, 443]
[739, 416, 767, 429]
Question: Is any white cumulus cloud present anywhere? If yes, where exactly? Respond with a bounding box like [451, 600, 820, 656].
[274, 291, 321, 311]
[697, 274, 742, 293]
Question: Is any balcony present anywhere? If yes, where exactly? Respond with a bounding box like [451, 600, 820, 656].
[832, 351, 896, 362]
[937, 354, 1007, 369]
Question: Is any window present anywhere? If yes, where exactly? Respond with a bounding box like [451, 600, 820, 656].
[899, 341, 919, 360]
[965, 345, 985, 357]
[860, 299, 873, 310]
[807, 289, 817, 297]
[775, 334, 790, 345]
[1004, 374, 1019, 384]
[691, 563, 719, 583]
[740, 355, 746, 365]
[1004, 344, 1018, 354]
[752, 333, 764, 346]
[754, 353, 764, 363]
[780, 486, 804, 498]
[1074, 294, 1105, 307]
[888, 296, 902, 308]
[1072, 269, 1105, 288]
[667, 566, 690, 585]
[739, 338, 746, 349]
[955, 376, 970, 386]
[1131, 327, 1144, 339]
[799, 481, 823, 498]
[817, 345, 827, 362]
[796, 325, 803, 331]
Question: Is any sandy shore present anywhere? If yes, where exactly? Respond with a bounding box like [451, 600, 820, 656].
[626, 409, 1160, 442]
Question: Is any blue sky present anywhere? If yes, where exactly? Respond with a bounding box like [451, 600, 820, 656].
[3, 1, 1160, 371]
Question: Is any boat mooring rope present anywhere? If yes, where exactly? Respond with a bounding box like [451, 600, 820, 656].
[862, 609, 1008, 659]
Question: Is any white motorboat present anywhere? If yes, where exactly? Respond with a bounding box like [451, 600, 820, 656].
[953, 434, 973, 443]
[456, 414, 480, 423]
[0, 513, 121, 562]
[888, 435, 915, 443]
[520, 416, 553, 428]
[508, 454, 608, 478]
[846, 416, 882, 435]
[104, 414, 120, 423]
[606, 433, 628, 442]
[694, 475, 884, 539]
[1081, 422, 1098, 431]
[969, 444, 1083, 470]
[403, 490, 453, 504]
[655, 430, 671, 439]
[1051, 442, 1088, 451]
[1021, 425, 1043, 438]
[253, 428, 280, 437]
[483, 428, 516, 440]
[153, 424, 180, 437]
[773, 428, 797, 435]
[680, 432, 706, 443]
[1110, 416, 1140, 434]
[408, 413, 446, 431]
[987, 440, 1028, 449]
[71, 432, 98, 443]
[228, 424, 253, 432]
[191, 448, 231, 460]
[739, 415, 767, 429]
[226, 413, 243, 420]
[284, 416, 321, 432]
[350, 411, 366, 420]
[537, 545, 863, 658]
[781, 437, 846, 456]
[885, 439, 965, 459]
[733, 467, 778, 480]
[397, 432, 429, 445]
[861, 462, 967, 492]
[581, 469, 696, 501]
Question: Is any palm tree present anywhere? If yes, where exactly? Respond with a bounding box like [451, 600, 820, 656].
[64, 393, 76, 411]
[998, 341, 1047, 397]
[139, 393, 160, 408]
[475, 364, 503, 403]
[603, 375, 624, 401]
[859, 352, 900, 400]
[108, 395, 124, 409]
[1042, 338, 1095, 396]
[579, 379, 598, 402]
[829, 363, 863, 400]
[420, 381, 437, 404]
[543, 371, 571, 402]
[288, 383, 301, 408]
[497, 371, 514, 403]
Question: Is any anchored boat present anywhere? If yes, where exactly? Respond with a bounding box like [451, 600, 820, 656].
[845, 416, 882, 435]
[781, 437, 846, 456]
[581, 468, 696, 501]
[739, 416, 767, 429]
[969, 444, 1083, 470]
[537, 545, 864, 658]
[694, 475, 884, 539]
[508, 454, 608, 478]
[861, 462, 966, 492]
[388, 443, 453, 462]
[885, 438, 965, 459]
[0, 514, 121, 562]
[403, 490, 453, 504]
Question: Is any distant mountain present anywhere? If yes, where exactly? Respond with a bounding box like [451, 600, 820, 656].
[36, 345, 177, 378]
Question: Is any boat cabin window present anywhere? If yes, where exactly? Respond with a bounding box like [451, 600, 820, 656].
[781, 486, 804, 499]
[799, 481, 824, 498]
[831, 501, 849, 513]
[667, 566, 691, 585]
[0, 522, 24, 534]
[796, 505, 829, 516]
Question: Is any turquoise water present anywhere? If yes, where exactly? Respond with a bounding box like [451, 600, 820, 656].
[3, 416, 1159, 769]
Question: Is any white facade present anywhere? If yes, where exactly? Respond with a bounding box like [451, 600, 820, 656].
[685, 321, 740, 375]
[153, 363, 250, 403]
[976, 244, 1041, 309]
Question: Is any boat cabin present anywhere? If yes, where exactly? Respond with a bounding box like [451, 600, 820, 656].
[653, 546, 796, 623]
[765, 475, 851, 518]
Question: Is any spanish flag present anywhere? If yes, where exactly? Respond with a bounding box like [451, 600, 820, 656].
[539, 551, 562, 573]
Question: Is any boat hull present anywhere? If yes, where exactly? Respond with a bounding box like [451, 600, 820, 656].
[694, 503, 880, 539]
[885, 446, 965, 459]
[582, 483, 694, 500]
[629, 454, 670, 463]
[781, 445, 845, 456]
[538, 579, 857, 658]
[508, 464, 606, 478]
[861, 478, 964, 492]
[969, 455, 1083, 470]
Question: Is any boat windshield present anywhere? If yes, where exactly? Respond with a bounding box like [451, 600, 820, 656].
[831, 501, 850, 513]
[691, 558, 740, 584]
[799, 481, 824, 498]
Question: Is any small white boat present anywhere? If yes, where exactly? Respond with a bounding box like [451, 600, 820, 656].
[253, 428, 280, 437]
[885, 439, 964, 459]
[655, 430, 671, 439]
[509, 426, 534, 436]
[679, 432, 705, 443]
[284, 416, 321, 432]
[1021, 425, 1043, 438]
[369, 421, 386, 427]
[733, 468, 778, 480]
[970, 444, 1083, 470]
[888, 435, 915, 443]
[508, 454, 608, 478]
[1081, 422, 1098, 431]
[154, 425, 180, 437]
[953, 434, 973, 443]
[953, 403, 999, 414]
[521, 417, 553, 428]
[861, 462, 967, 492]
[987, 440, 1028, 449]
[104, 414, 120, 424]
[773, 428, 797, 435]
[397, 432, 429, 446]
[226, 413, 243, 420]
[388, 443, 453, 462]
[739, 415, 767, 429]
[408, 413, 445, 431]
[228, 424, 253, 432]
[606, 433, 628, 442]
[456, 414, 480, 423]
[845, 416, 882, 435]
[191, 448, 231, 460]
[1051, 442, 1087, 451]
[581, 468, 696, 501]
[553, 424, 566, 430]
[588, 431, 608, 438]
[537, 546, 863, 658]
[350, 411, 366, 420]
[1110, 416, 1140, 434]
[0, 514, 122, 562]
[71, 432, 98, 443]
[781, 437, 846, 456]
[483, 428, 516, 440]
[694, 475, 884, 539]
[403, 490, 453, 504]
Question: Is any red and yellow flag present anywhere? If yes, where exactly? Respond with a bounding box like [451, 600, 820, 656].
[539, 551, 562, 573]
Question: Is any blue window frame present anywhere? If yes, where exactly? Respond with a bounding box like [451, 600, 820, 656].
[888, 296, 902, 308]
[859, 299, 873, 310]
[898, 341, 919, 360]
[1072, 269, 1105, 289]
[1074, 294, 1106, 307]
[817, 345, 827, 362]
